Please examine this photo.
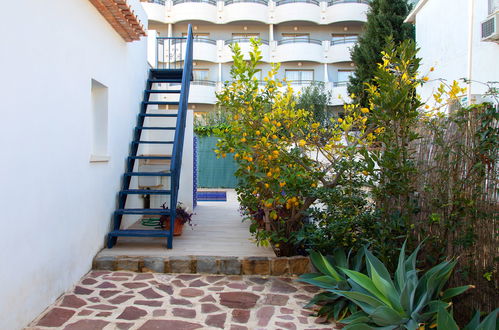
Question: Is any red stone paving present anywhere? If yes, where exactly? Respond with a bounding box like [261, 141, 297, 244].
[25, 271, 339, 329]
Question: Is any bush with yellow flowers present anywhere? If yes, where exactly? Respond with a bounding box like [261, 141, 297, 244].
[215, 39, 376, 256]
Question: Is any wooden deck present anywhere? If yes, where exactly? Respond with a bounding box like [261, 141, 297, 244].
[97, 189, 275, 258]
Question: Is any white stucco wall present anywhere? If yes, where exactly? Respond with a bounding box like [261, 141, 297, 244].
[413, 0, 499, 104]
[0, 0, 149, 329]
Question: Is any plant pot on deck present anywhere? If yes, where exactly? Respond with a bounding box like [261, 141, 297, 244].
[162, 216, 185, 236]
[160, 202, 193, 236]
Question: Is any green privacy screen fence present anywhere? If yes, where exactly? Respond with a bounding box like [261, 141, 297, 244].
[196, 136, 238, 188]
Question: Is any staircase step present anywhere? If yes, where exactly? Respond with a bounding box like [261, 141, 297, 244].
[136, 127, 176, 130]
[128, 155, 172, 160]
[109, 229, 172, 238]
[120, 189, 172, 195]
[150, 69, 183, 80]
[148, 79, 182, 84]
[132, 141, 175, 144]
[145, 89, 181, 94]
[139, 113, 178, 118]
[115, 208, 172, 215]
[124, 172, 171, 177]
[143, 101, 179, 106]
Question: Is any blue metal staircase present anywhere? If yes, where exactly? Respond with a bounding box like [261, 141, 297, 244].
[107, 25, 193, 249]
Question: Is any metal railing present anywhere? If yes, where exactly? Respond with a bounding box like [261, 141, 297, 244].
[276, 0, 320, 6]
[287, 80, 315, 86]
[144, 0, 166, 4]
[168, 25, 193, 248]
[333, 81, 348, 87]
[173, 0, 217, 5]
[225, 0, 269, 5]
[192, 80, 217, 86]
[277, 38, 322, 45]
[331, 35, 359, 45]
[156, 37, 187, 69]
[224, 37, 269, 45]
[328, 0, 369, 6]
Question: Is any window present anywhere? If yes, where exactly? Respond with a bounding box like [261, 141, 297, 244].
[193, 69, 210, 81]
[90, 79, 109, 162]
[331, 34, 358, 45]
[285, 69, 314, 83]
[281, 33, 310, 42]
[337, 70, 354, 85]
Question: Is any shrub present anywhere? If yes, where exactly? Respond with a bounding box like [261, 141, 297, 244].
[216, 39, 376, 256]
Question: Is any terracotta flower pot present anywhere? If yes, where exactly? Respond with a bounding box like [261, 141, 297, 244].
[164, 217, 185, 236]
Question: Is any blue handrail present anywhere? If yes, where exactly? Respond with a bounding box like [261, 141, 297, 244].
[168, 25, 193, 246]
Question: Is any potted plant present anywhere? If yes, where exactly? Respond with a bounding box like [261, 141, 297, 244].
[160, 202, 194, 236]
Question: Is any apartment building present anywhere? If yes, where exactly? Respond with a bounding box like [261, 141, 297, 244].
[140, 0, 369, 112]
[406, 0, 499, 106]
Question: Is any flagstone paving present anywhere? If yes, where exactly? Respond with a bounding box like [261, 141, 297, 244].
[26, 271, 337, 330]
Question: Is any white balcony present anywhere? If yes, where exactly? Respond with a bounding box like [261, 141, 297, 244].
[275, 39, 324, 62]
[324, 0, 369, 24]
[330, 82, 349, 105]
[273, 0, 321, 23]
[141, 0, 167, 22]
[170, 0, 218, 23]
[188, 80, 218, 104]
[223, 0, 269, 23]
[326, 37, 357, 63]
[221, 38, 271, 62]
[178, 38, 218, 62]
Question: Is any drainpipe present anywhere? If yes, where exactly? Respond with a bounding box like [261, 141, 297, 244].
[168, 23, 173, 37]
[466, 0, 475, 103]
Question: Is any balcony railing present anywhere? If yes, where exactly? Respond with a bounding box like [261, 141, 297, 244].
[277, 38, 322, 45]
[225, 0, 268, 5]
[328, 0, 369, 6]
[276, 0, 320, 5]
[178, 38, 217, 45]
[156, 37, 186, 69]
[287, 80, 315, 86]
[173, 0, 217, 5]
[333, 81, 348, 87]
[331, 35, 359, 45]
[143, 0, 166, 4]
[192, 80, 217, 86]
[224, 38, 269, 45]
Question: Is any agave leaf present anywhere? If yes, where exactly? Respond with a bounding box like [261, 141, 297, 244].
[333, 300, 347, 320]
[364, 248, 396, 290]
[340, 268, 392, 306]
[399, 270, 418, 312]
[476, 308, 498, 330]
[299, 275, 340, 289]
[440, 285, 472, 301]
[333, 248, 348, 269]
[344, 323, 375, 330]
[436, 306, 459, 330]
[309, 250, 343, 281]
[340, 310, 370, 324]
[370, 266, 403, 313]
[404, 240, 424, 273]
[411, 292, 429, 317]
[419, 300, 450, 321]
[395, 240, 408, 292]
[370, 306, 405, 326]
[462, 310, 481, 330]
[416, 261, 451, 299]
[333, 290, 388, 311]
[352, 247, 367, 272]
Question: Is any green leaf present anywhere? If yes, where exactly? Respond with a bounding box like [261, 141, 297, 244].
[370, 306, 405, 326]
[395, 240, 408, 292]
[462, 310, 481, 330]
[333, 290, 386, 310]
[440, 285, 472, 301]
[340, 310, 370, 324]
[436, 306, 459, 330]
[340, 268, 391, 306]
[476, 308, 498, 330]
[309, 250, 343, 281]
[365, 248, 396, 290]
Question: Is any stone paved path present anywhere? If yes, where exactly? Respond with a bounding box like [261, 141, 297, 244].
[26, 271, 336, 330]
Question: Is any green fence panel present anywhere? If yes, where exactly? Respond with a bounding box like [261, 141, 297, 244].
[197, 136, 238, 188]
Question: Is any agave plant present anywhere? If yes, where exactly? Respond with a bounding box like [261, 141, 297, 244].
[333, 241, 473, 329]
[436, 307, 498, 330]
[298, 247, 365, 321]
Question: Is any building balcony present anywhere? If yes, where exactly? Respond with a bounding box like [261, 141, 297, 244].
[275, 38, 324, 62]
[223, 0, 269, 23]
[177, 38, 218, 62]
[330, 82, 348, 105]
[170, 0, 218, 23]
[324, 0, 369, 24]
[221, 38, 270, 62]
[326, 36, 357, 63]
[140, 0, 167, 22]
[273, 0, 321, 24]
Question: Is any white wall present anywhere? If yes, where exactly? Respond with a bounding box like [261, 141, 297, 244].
[0, 0, 148, 329]
[414, 0, 499, 104]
